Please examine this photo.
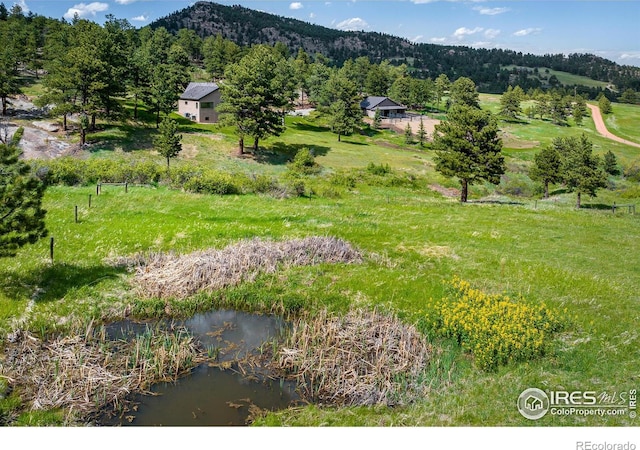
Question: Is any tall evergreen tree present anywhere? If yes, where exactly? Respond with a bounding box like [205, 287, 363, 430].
[432, 105, 504, 202]
[325, 71, 362, 142]
[558, 134, 607, 208]
[434, 74, 450, 110]
[0, 143, 47, 257]
[450, 77, 480, 109]
[529, 144, 563, 198]
[153, 116, 182, 170]
[499, 85, 524, 120]
[218, 45, 293, 154]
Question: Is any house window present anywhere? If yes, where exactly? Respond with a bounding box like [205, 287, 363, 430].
[184, 101, 188, 105]
[196, 102, 199, 109]
[204, 117, 210, 121]
[201, 102, 214, 109]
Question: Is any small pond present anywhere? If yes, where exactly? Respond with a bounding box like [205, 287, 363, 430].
[99, 310, 300, 426]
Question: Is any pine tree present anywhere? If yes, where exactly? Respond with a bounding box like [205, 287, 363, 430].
[572, 95, 588, 126]
[529, 145, 563, 198]
[432, 105, 504, 203]
[499, 85, 523, 120]
[0, 144, 47, 257]
[450, 77, 479, 109]
[153, 116, 182, 169]
[373, 108, 382, 130]
[598, 95, 612, 114]
[417, 117, 427, 147]
[603, 150, 620, 176]
[559, 134, 607, 208]
[404, 122, 413, 145]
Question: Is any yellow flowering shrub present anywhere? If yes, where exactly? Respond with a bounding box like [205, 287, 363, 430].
[431, 277, 567, 371]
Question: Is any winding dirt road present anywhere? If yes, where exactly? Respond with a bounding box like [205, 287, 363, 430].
[587, 103, 640, 148]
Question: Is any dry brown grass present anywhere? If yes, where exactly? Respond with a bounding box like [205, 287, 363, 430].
[114, 236, 362, 300]
[273, 309, 435, 407]
[0, 325, 201, 423]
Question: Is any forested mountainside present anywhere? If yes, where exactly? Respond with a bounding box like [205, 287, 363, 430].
[151, 1, 640, 93]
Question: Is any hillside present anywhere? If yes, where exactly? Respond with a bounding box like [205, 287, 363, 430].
[151, 1, 640, 94]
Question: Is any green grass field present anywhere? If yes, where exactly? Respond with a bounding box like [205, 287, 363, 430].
[2, 90, 640, 426]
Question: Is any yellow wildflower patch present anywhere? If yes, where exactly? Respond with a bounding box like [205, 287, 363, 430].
[430, 276, 567, 371]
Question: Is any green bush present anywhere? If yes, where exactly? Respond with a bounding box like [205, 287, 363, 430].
[496, 174, 535, 197]
[623, 160, 640, 182]
[287, 148, 321, 176]
[328, 171, 357, 189]
[183, 170, 245, 195]
[366, 162, 391, 176]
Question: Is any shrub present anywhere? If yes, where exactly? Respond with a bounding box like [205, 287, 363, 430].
[328, 171, 357, 189]
[623, 160, 640, 182]
[288, 147, 321, 176]
[182, 170, 245, 195]
[428, 277, 567, 371]
[366, 162, 391, 176]
[496, 174, 535, 197]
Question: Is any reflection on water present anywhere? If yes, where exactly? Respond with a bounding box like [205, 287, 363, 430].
[100, 310, 299, 426]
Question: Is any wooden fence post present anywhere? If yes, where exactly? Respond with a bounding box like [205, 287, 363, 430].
[89, 194, 92, 208]
[75, 205, 78, 223]
[50, 237, 54, 263]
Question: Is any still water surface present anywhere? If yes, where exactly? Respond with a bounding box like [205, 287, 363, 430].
[101, 310, 299, 426]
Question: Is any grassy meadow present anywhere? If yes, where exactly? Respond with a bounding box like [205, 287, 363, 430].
[1, 92, 640, 426]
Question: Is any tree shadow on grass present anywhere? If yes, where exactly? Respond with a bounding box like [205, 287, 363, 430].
[291, 121, 329, 134]
[87, 125, 155, 153]
[580, 203, 616, 211]
[252, 142, 331, 166]
[1, 263, 128, 305]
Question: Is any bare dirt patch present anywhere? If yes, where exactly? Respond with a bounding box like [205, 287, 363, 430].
[429, 183, 460, 198]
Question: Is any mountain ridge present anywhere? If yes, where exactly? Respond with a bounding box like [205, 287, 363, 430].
[150, 1, 640, 93]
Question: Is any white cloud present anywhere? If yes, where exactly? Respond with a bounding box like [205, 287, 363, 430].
[335, 17, 369, 31]
[430, 37, 447, 43]
[513, 28, 542, 37]
[453, 27, 483, 39]
[484, 28, 500, 39]
[115, 0, 137, 4]
[473, 6, 509, 16]
[14, 0, 29, 12]
[411, 35, 424, 43]
[131, 14, 148, 22]
[290, 2, 303, 10]
[63, 2, 109, 19]
[309, 12, 316, 18]
[620, 52, 640, 61]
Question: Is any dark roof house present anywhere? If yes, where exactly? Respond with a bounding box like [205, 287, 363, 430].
[360, 96, 407, 118]
[180, 82, 219, 101]
[178, 82, 221, 124]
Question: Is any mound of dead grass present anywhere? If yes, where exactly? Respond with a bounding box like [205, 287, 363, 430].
[115, 236, 362, 300]
[274, 309, 435, 407]
[0, 325, 200, 423]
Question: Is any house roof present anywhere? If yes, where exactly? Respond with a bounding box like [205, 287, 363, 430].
[360, 96, 406, 110]
[180, 82, 219, 101]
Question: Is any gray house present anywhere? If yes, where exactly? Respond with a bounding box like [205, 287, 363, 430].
[360, 96, 407, 119]
[178, 82, 221, 123]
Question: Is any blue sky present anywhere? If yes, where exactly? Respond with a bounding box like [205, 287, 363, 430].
[9, 0, 640, 67]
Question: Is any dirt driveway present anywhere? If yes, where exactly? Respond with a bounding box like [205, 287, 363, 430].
[587, 103, 640, 148]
